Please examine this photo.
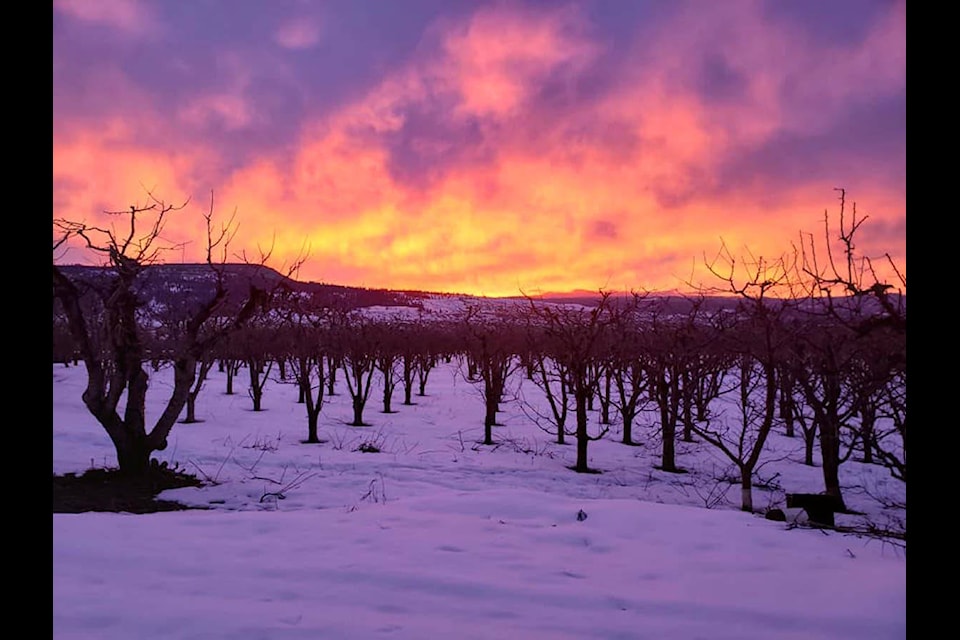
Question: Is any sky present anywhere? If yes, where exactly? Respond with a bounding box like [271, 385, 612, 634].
[52, 0, 906, 297]
[53, 309, 907, 639]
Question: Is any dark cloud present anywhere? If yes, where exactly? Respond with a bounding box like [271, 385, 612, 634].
[695, 52, 749, 102]
[590, 219, 619, 241]
[714, 90, 905, 194]
[760, 0, 896, 47]
[377, 103, 498, 192]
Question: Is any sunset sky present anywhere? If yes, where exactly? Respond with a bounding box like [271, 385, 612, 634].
[52, 0, 906, 297]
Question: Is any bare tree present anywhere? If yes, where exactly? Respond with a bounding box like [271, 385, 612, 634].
[875, 356, 906, 482]
[640, 296, 716, 474]
[271, 288, 336, 444]
[336, 312, 380, 427]
[523, 324, 573, 445]
[52, 192, 267, 477]
[524, 292, 614, 473]
[786, 189, 906, 503]
[604, 294, 653, 447]
[181, 352, 217, 423]
[698, 243, 795, 511]
[795, 189, 906, 486]
[374, 322, 403, 414]
[458, 306, 524, 445]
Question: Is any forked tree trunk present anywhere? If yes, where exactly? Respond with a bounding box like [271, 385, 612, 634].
[417, 360, 432, 396]
[182, 357, 215, 423]
[401, 356, 416, 405]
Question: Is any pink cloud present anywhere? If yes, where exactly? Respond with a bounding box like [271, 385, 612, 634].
[439, 4, 598, 119]
[54, 0, 157, 35]
[274, 19, 323, 50]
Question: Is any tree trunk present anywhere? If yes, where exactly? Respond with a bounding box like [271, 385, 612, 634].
[819, 417, 845, 509]
[858, 403, 876, 464]
[599, 370, 612, 425]
[803, 427, 816, 466]
[351, 396, 366, 427]
[740, 469, 754, 512]
[417, 367, 430, 396]
[483, 393, 498, 445]
[573, 389, 590, 472]
[306, 408, 321, 443]
[657, 371, 680, 472]
[779, 373, 796, 438]
[183, 394, 198, 423]
[661, 416, 677, 471]
[681, 388, 695, 443]
[327, 359, 338, 395]
[402, 357, 415, 405]
[113, 435, 153, 477]
[621, 413, 635, 446]
[382, 382, 395, 413]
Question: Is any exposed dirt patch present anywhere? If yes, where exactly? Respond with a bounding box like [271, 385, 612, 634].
[53, 466, 206, 514]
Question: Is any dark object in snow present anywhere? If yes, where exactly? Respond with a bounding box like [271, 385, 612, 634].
[785, 493, 844, 527]
[52, 463, 205, 514]
[765, 508, 786, 522]
[576, 509, 588, 522]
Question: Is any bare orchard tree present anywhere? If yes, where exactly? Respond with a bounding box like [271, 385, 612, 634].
[844, 326, 902, 467]
[181, 350, 217, 423]
[374, 321, 403, 414]
[398, 318, 446, 405]
[797, 188, 905, 336]
[697, 244, 796, 512]
[283, 322, 333, 444]
[524, 292, 615, 473]
[271, 288, 336, 444]
[522, 322, 573, 445]
[785, 318, 862, 509]
[458, 306, 524, 445]
[335, 312, 380, 427]
[796, 189, 906, 485]
[218, 355, 244, 395]
[876, 352, 906, 482]
[605, 294, 653, 447]
[52, 192, 266, 477]
[639, 296, 715, 474]
[235, 320, 276, 412]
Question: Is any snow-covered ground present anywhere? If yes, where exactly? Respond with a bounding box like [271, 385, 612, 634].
[53, 359, 906, 639]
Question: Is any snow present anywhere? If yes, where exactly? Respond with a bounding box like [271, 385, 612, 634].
[53, 359, 906, 639]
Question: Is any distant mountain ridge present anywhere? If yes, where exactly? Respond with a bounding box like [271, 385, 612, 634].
[54, 262, 904, 320]
[55, 263, 432, 312]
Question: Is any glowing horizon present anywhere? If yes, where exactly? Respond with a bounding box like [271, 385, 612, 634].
[53, 0, 905, 298]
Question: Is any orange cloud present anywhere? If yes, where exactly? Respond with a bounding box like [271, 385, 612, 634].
[53, 1, 905, 298]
